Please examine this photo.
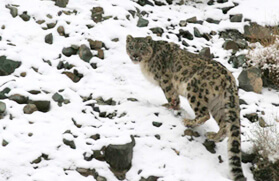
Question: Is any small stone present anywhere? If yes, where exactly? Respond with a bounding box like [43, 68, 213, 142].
[203, 140, 216, 154]
[229, 54, 246, 68]
[179, 20, 187, 27]
[0, 56, 21, 76]
[182, 40, 189, 47]
[36, 20, 45, 25]
[2, 139, 8, 147]
[152, 121, 162, 127]
[222, 40, 239, 52]
[20, 72, 27, 77]
[186, 16, 197, 23]
[202, 33, 212, 41]
[78, 44, 93, 62]
[23, 104, 38, 114]
[238, 67, 263, 93]
[62, 47, 78, 57]
[47, 22, 57, 29]
[206, 18, 220, 24]
[207, 0, 214, 5]
[19, 11, 30, 21]
[52, 92, 64, 103]
[0, 88, 11, 99]
[239, 99, 248, 105]
[150, 27, 164, 36]
[259, 117, 267, 127]
[63, 138, 76, 149]
[6, 5, 18, 18]
[62, 70, 83, 83]
[55, 0, 69, 8]
[9, 94, 28, 104]
[57, 26, 65, 36]
[244, 113, 259, 123]
[29, 100, 51, 112]
[241, 151, 256, 163]
[97, 49, 104, 59]
[199, 47, 211, 59]
[88, 39, 103, 50]
[179, 29, 193, 40]
[230, 14, 243, 22]
[127, 98, 138, 102]
[155, 134, 161, 140]
[137, 17, 149, 27]
[105, 136, 135, 179]
[193, 27, 202, 37]
[90, 134, 100, 140]
[91, 7, 104, 23]
[217, 0, 228, 3]
[235, 39, 248, 49]
[112, 38, 119, 42]
[45, 33, 53, 44]
[0, 101, 6, 115]
[91, 63, 98, 69]
[222, 6, 235, 14]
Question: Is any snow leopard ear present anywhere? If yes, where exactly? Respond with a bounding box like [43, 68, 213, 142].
[127, 35, 133, 42]
[146, 36, 152, 44]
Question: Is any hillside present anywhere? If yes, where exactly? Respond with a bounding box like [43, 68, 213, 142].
[0, 0, 279, 181]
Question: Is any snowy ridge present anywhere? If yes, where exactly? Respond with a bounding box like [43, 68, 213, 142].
[0, 0, 279, 181]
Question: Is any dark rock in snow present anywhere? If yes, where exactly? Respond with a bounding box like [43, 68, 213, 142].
[9, 94, 29, 104]
[55, 0, 69, 8]
[45, 33, 53, 44]
[88, 39, 103, 50]
[206, 18, 220, 24]
[238, 67, 263, 93]
[230, 14, 243, 22]
[6, 5, 18, 18]
[29, 100, 51, 112]
[193, 27, 202, 38]
[186, 16, 197, 24]
[62, 70, 83, 83]
[91, 7, 104, 23]
[222, 40, 239, 52]
[219, 29, 244, 40]
[179, 29, 193, 40]
[199, 47, 211, 59]
[228, 54, 246, 68]
[152, 121, 162, 127]
[105, 136, 135, 180]
[78, 44, 93, 62]
[0, 56, 21, 76]
[203, 139, 216, 154]
[0, 101, 6, 115]
[63, 138, 76, 149]
[23, 104, 38, 114]
[62, 47, 78, 57]
[140, 176, 160, 181]
[150, 27, 164, 36]
[137, 0, 154, 6]
[244, 113, 259, 123]
[179, 20, 187, 27]
[137, 17, 149, 27]
[19, 11, 30, 21]
[0, 88, 11, 99]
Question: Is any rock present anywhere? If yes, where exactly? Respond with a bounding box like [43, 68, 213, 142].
[193, 27, 202, 38]
[152, 121, 162, 127]
[0, 56, 21, 76]
[137, 17, 149, 27]
[9, 94, 28, 104]
[182, 40, 189, 47]
[137, 0, 154, 6]
[57, 26, 65, 36]
[0, 88, 11, 99]
[47, 22, 57, 29]
[203, 140, 216, 154]
[207, 0, 214, 5]
[244, 113, 259, 123]
[238, 67, 263, 93]
[201, 33, 211, 41]
[0, 101, 6, 115]
[90, 134, 100, 140]
[2, 139, 8, 147]
[222, 40, 239, 52]
[97, 49, 104, 59]
[230, 14, 243, 22]
[91, 7, 104, 23]
[244, 23, 272, 43]
[259, 117, 267, 127]
[88, 39, 103, 50]
[219, 29, 244, 40]
[78, 44, 93, 62]
[62, 47, 78, 57]
[23, 104, 38, 114]
[150, 27, 164, 36]
[217, 0, 228, 3]
[222, 6, 235, 14]
[235, 39, 248, 49]
[241, 152, 256, 163]
[179, 20, 187, 27]
[62, 70, 83, 83]
[229, 54, 246, 68]
[199, 47, 211, 59]
[63, 138, 76, 149]
[55, 0, 69, 8]
[52, 92, 64, 105]
[127, 98, 138, 102]
[140, 176, 160, 181]
[29, 100, 51, 112]
[206, 18, 220, 24]
[105, 136, 135, 180]
[6, 5, 18, 18]
[91, 63, 98, 69]
[19, 11, 30, 21]
[45, 33, 53, 44]
[179, 29, 193, 40]
[96, 97, 116, 106]
[186, 16, 197, 24]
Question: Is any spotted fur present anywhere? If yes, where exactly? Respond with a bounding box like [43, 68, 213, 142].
[126, 35, 246, 181]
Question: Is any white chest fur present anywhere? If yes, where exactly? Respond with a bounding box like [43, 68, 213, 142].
[140, 62, 159, 85]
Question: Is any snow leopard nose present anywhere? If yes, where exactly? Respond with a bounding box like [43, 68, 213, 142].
[132, 54, 141, 62]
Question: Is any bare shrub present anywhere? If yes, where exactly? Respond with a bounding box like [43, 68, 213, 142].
[250, 124, 279, 181]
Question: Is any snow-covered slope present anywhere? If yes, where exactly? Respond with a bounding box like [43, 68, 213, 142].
[0, 0, 278, 181]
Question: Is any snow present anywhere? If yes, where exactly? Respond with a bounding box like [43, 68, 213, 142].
[0, 0, 279, 181]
